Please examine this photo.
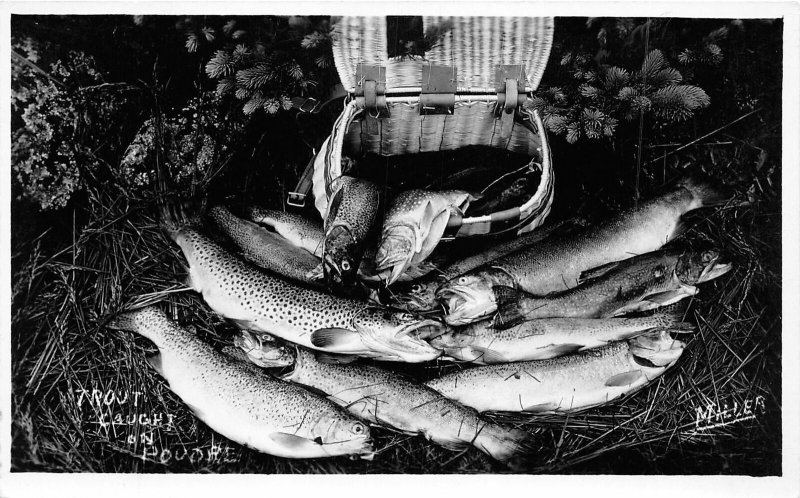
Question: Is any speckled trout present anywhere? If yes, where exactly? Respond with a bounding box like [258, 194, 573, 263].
[426, 329, 686, 413]
[208, 205, 322, 288]
[160, 203, 443, 362]
[322, 176, 382, 288]
[376, 189, 478, 286]
[281, 347, 535, 463]
[108, 306, 374, 459]
[492, 247, 731, 327]
[429, 305, 694, 364]
[438, 177, 733, 325]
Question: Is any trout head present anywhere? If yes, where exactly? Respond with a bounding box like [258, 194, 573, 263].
[391, 279, 441, 312]
[323, 225, 361, 288]
[375, 225, 417, 285]
[436, 268, 516, 326]
[233, 330, 296, 369]
[303, 411, 374, 460]
[351, 308, 445, 362]
[629, 329, 687, 368]
[675, 248, 732, 285]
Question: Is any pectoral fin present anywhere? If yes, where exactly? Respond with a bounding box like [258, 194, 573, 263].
[542, 343, 585, 357]
[268, 432, 322, 451]
[523, 402, 561, 413]
[310, 327, 365, 352]
[468, 346, 509, 364]
[146, 353, 166, 378]
[413, 209, 450, 265]
[604, 370, 644, 387]
[314, 352, 360, 364]
[643, 287, 697, 307]
[416, 201, 437, 252]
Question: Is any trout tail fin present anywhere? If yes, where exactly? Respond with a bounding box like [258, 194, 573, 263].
[106, 306, 172, 346]
[648, 302, 696, 333]
[158, 198, 206, 242]
[474, 422, 539, 468]
[677, 175, 736, 209]
[492, 285, 528, 330]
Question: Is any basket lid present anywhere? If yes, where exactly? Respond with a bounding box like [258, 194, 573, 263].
[331, 16, 554, 94]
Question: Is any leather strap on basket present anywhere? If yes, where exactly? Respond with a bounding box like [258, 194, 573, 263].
[495, 65, 528, 148]
[286, 154, 317, 208]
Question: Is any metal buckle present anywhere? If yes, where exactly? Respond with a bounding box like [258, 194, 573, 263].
[286, 192, 306, 208]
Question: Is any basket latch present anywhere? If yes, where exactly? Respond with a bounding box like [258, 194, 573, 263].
[354, 63, 388, 135]
[494, 65, 528, 146]
[420, 64, 456, 115]
[354, 64, 388, 115]
[495, 65, 528, 115]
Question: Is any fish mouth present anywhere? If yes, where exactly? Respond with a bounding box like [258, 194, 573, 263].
[697, 261, 733, 284]
[398, 318, 447, 341]
[358, 319, 445, 362]
[374, 250, 412, 286]
[629, 330, 686, 367]
[436, 285, 496, 326]
[320, 436, 375, 460]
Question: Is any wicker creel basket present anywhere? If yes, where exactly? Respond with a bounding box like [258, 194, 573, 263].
[300, 16, 556, 237]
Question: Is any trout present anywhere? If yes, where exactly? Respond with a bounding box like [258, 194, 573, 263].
[160, 202, 443, 362]
[376, 189, 478, 286]
[493, 247, 731, 327]
[429, 305, 694, 364]
[426, 329, 687, 413]
[108, 307, 374, 459]
[323, 176, 382, 288]
[208, 205, 322, 288]
[283, 348, 535, 464]
[437, 177, 733, 325]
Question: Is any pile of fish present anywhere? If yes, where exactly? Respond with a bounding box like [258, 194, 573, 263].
[111, 175, 734, 465]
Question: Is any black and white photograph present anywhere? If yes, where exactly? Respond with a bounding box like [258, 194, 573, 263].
[2, 2, 798, 496]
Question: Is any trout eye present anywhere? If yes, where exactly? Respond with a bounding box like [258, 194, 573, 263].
[701, 251, 715, 263]
[341, 260, 351, 271]
[411, 284, 421, 293]
[352, 423, 365, 435]
[458, 277, 468, 285]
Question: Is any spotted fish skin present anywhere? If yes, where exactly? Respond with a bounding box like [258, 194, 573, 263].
[492, 247, 731, 326]
[108, 307, 374, 459]
[426, 329, 686, 413]
[208, 205, 322, 288]
[164, 208, 441, 362]
[323, 176, 382, 288]
[438, 177, 733, 325]
[248, 206, 325, 257]
[284, 348, 535, 463]
[376, 189, 477, 286]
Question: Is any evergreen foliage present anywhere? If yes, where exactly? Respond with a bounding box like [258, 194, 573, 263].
[189, 16, 337, 116]
[532, 18, 733, 144]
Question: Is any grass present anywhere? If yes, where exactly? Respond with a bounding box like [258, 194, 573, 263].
[10, 119, 781, 474]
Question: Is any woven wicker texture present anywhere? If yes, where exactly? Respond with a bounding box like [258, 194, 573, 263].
[332, 16, 554, 92]
[344, 100, 541, 157]
[311, 98, 553, 235]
